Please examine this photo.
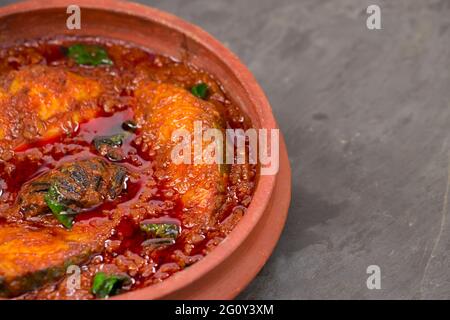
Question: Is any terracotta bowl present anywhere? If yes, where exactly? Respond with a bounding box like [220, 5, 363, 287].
[0, 0, 291, 299]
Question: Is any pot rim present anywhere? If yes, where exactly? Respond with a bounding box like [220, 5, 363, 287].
[0, 0, 280, 299]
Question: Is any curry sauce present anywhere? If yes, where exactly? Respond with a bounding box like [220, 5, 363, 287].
[0, 37, 256, 299]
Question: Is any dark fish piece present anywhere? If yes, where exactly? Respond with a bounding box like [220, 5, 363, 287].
[16, 158, 127, 219]
[0, 158, 129, 297]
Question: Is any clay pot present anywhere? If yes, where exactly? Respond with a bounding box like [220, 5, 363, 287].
[0, 0, 291, 299]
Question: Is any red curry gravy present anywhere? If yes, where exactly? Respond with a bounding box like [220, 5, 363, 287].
[0, 37, 256, 299]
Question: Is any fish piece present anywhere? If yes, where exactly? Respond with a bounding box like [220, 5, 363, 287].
[0, 218, 116, 298]
[16, 158, 127, 219]
[0, 65, 102, 157]
[0, 158, 128, 297]
[134, 82, 226, 234]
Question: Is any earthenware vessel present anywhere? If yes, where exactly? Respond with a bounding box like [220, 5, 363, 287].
[0, 0, 291, 299]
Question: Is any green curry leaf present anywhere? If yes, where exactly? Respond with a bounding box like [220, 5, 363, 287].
[44, 185, 76, 229]
[93, 134, 125, 149]
[91, 272, 131, 299]
[92, 134, 126, 162]
[67, 44, 113, 66]
[140, 222, 180, 240]
[191, 83, 208, 99]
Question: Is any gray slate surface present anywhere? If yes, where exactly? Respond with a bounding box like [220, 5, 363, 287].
[2, 0, 450, 299]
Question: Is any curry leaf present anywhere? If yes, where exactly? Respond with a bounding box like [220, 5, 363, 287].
[191, 83, 208, 99]
[93, 134, 125, 149]
[44, 185, 76, 229]
[92, 134, 126, 161]
[67, 44, 113, 66]
[141, 238, 175, 247]
[91, 272, 131, 299]
[140, 221, 180, 240]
